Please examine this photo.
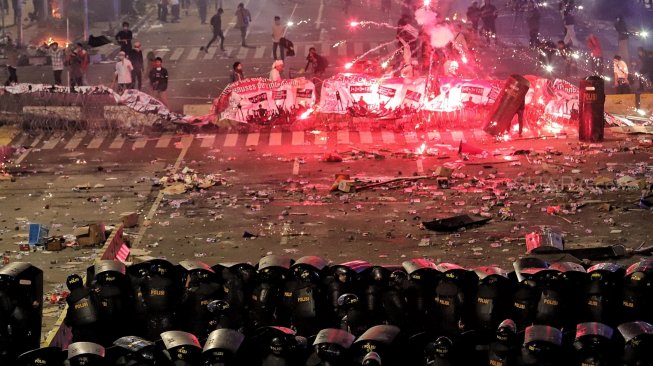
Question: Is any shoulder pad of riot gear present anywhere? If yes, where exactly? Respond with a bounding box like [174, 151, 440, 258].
[258, 255, 293, 271]
[203, 328, 245, 354]
[160, 330, 202, 350]
[17, 347, 66, 366]
[355, 325, 401, 345]
[313, 328, 356, 349]
[67, 342, 105, 359]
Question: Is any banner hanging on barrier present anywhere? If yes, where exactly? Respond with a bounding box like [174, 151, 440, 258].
[214, 77, 316, 123]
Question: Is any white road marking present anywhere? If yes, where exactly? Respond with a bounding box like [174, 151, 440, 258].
[280, 222, 291, 245]
[428, 131, 440, 141]
[41, 135, 62, 150]
[170, 48, 185, 61]
[203, 46, 217, 60]
[87, 133, 105, 149]
[245, 132, 260, 146]
[404, 131, 418, 144]
[224, 133, 238, 147]
[269, 132, 282, 145]
[381, 131, 395, 144]
[109, 135, 125, 149]
[200, 134, 215, 148]
[132, 135, 193, 248]
[14, 133, 43, 165]
[291, 131, 304, 145]
[155, 134, 172, 148]
[321, 41, 330, 56]
[13, 133, 28, 147]
[236, 47, 248, 59]
[64, 131, 87, 150]
[292, 158, 300, 175]
[254, 46, 266, 58]
[451, 130, 466, 142]
[359, 131, 373, 144]
[133, 137, 148, 149]
[187, 47, 200, 60]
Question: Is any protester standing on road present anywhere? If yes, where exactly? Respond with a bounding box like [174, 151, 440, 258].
[480, 0, 498, 44]
[466, 2, 481, 35]
[4, 42, 18, 86]
[230, 61, 244, 82]
[272, 16, 287, 61]
[586, 33, 603, 75]
[304, 47, 328, 76]
[526, 2, 540, 47]
[613, 55, 631, 94]
[562, 10, 579, 47]
[615, 16, 630, 64]
[269, 60, 283, 81]
[198, 0, 208, 24]
[149, 57, 170, 107]
[116, 22, 133, 53]
[113, 51, 134, 93]
[129, 42, 145, 90]
[170, 0, 180, 22]
[67, 43, 89, 87]
[44, 42, 65, 85]
[235, 3, 252, 47]
[159, 0, 169, 22]
[202, 8, 225, 52]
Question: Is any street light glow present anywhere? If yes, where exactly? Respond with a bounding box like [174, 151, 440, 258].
[345, 62, 353, 69]
[349, 21, 359, 27]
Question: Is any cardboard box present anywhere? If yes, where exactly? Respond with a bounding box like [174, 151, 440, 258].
[45, 238, 65, 252]
[121, 212, 139, 228]
[338, 180, 355, 193]
[75, 223, 106, 247]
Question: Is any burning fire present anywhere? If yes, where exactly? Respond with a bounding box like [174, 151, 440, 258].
[43, 37, 69, 48]
[51, 0, 62, 19]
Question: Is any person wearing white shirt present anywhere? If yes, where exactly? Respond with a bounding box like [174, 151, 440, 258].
[114, 51, 134, 93]
[270, 60, 283, 81]
[272, 16, 287, 61]
[613, 55, 630, 94]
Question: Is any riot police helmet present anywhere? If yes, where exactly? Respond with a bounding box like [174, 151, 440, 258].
[425, 336, 453, 359]
[316, 342, 345, 361]
[369, 266, 389, 282]
[337, 293, 359, 307]
[389, 270, 407, 287]
[362, 351, 382, 365]
[207, 299, 230, 314]
[66, 274, 84, 291]
[496, 319, 518, 344]
[269, 336, 287, 356]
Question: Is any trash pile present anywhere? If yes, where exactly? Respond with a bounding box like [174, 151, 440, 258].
[156, 166, 226, 195]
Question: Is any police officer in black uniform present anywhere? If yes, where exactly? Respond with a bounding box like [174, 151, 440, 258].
[620, 260, 653, 324]
[218, 263, 257, 334]
[140, 259, 182, 340]
[433, 263, 478, 337]
[201, 328, 245, 366]
[361, 266, 391, 326]
[402, 259, 440, 336]
[250, 256, 293, 329]
[618, 321, 653, 366]
[324, 261, 370, 328]
[111, 335, 168, 366]
[305, 328, 355, 366]
[160, 330, 203, 366]
[474, 266, 514, 341]
[573, 322, 617, 366]
[179, 260, 223, 340]
[582, 263, 624, 326]
[350, 325, 400, 366]
[286, 256, 328, 337]
[64, 274, 102, 344]
[87, 261, 135, 345]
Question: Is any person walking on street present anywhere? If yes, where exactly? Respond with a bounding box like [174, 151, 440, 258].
[115, 22, 133, 53]
[269, 60, 283, 81]
[466, 2, 481, 35]
[113, 51, 134, 93]
[480, 0, 498, 44]
[149, 57, 170, 107]
[235, 3, 252, 47]
[170, 0, 180, 22]
[586, 33, 603, 75]
[615, 16, 630, 65]
[202, 8, 225, 52]
[129, 42, 145, 90]
[304, 47, 328, 76]
[562, 10, 579, 46]
[44, 42, 65, 85]
[272, 16, 287, 61]
[526, 2, 540, 47]
[613, 55, 630, 94]
[198, 0, 208, 24]
[4, 42, 18, 86]
[230, 61, 244, 83]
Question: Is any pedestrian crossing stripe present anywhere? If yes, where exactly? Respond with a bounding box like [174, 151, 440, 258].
[149, 42, 389, 63]
[11, 129, 555, 152]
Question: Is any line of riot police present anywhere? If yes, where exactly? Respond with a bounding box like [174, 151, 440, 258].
[3, 255, 653, 365]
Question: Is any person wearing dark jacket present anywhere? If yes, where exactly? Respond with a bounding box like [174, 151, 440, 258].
[203, 8, 225, 52]
[230, 61, 244, 83]
[149, 57, 169, 107]
[129, 41, 145, 90]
